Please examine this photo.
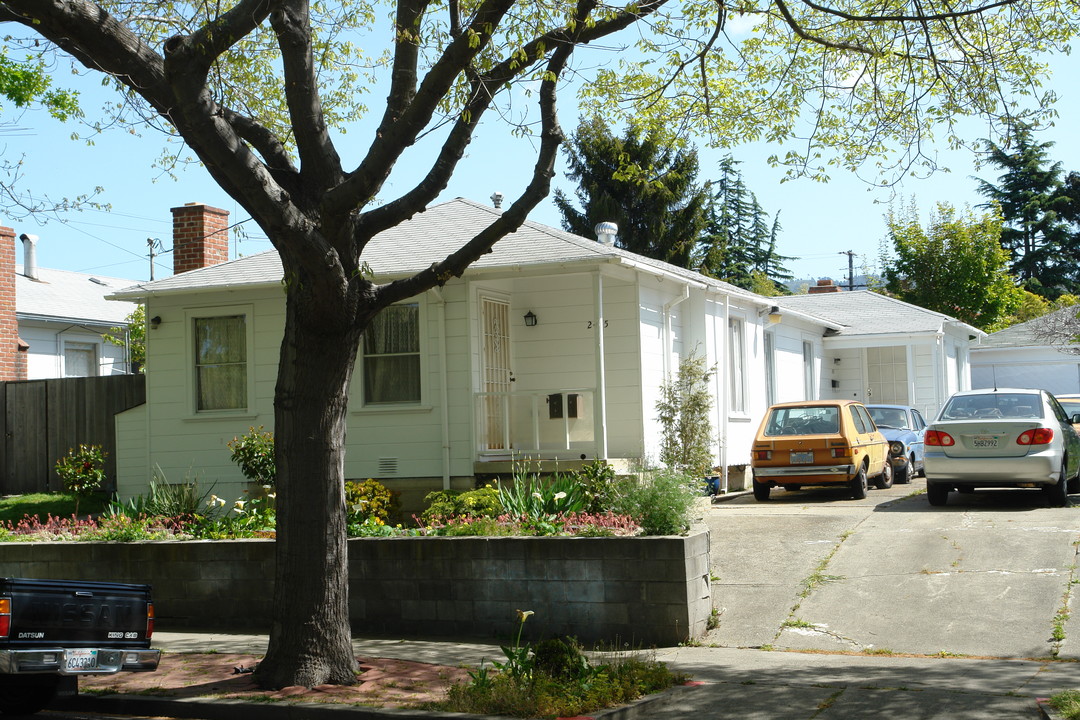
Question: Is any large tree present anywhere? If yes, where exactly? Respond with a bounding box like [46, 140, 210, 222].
[3, 0, 1075, 691]
[881, 200, 1023, 330]
[554, 116, 707, 267]
[976, 122, 1077, 297]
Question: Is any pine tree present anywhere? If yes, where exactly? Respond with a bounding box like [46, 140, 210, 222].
[553, 117, 708, 267]
[976, 123, 1077, 297]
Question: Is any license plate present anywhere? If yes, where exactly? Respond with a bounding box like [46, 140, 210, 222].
[65, 649, 98, 671]
[972, 435, 999, 448]
[790, 451, 814, 464]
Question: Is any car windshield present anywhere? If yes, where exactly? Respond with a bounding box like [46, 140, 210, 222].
[764, 406, 840, 436]
[868, 407, 909, 429]
[939, 393, 1042, 420]
[1058, 399, 1080, 419]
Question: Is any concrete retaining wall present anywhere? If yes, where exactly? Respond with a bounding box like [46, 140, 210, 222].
[0, 528, 711, 646]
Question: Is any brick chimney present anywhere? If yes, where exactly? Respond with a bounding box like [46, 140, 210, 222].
[0, 225, 25, 381]
[808, 279, 843, 294]
[171, 203, 229, 274]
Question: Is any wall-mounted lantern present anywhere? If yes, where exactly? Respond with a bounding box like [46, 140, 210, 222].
[524, 311, 538, 327]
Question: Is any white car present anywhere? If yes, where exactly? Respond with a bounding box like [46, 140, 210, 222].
[924, 388, 1080, 507]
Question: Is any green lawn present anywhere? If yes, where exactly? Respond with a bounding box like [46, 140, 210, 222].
[0, 493, 109, 524]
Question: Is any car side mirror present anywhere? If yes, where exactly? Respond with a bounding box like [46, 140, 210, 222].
[1072, 414, 1080, 425]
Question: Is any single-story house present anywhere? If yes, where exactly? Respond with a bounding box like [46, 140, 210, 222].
[109, 199, 838, 507]
[970, 305, 1080, 394]
[0, 225, 139, 380]
[775, 286, 984, 420]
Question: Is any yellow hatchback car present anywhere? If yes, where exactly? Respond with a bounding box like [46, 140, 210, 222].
[750, 399, 892, 501]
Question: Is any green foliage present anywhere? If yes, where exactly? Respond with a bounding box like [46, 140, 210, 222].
[54, 444, 107, 516]
[554, 116, 707, 268]
[881, 200, 1024, 331]
[197, 491, 276, 538]
[498, 469, 587, 520]
[0, 492, 108, 524]
[976, 122, 1079, 298]
[227, 427, 276, 486]
[0, 53, 80, 121]
[656, 354, 716, 478]
[1049, 689, 1080, 720]
[608, 470, 699, 536]
[108, 469, 209, 520]
[575, 459, 619, 513]
[102, 304, 146, 372]
[420, 485, 503, 525]
[344, 479, 400, 525]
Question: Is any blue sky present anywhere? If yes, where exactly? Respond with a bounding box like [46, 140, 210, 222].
[3, 50, 1077, 286]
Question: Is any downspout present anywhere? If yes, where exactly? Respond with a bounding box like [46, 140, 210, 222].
[593, 272, 609, 459]
[935, 331, 945, 413]
[662, 284, 690, 378]
[429, 288, 451, 490]
[721, 295, 730, 493]
[143, 302, 152, 500]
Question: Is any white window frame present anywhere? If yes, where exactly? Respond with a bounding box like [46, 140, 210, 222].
[728, 317, 747, 415]
[357, 301, 426, 408]
[62, 339, 100, 377]
[186, 305, 255, 416]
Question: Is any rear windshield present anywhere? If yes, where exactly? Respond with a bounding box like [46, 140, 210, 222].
[764, 406, 840, 436]
[939, 393, 1042, 420]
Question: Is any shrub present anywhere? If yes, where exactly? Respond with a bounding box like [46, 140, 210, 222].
[575, 459, 619, 513]
[107, 468, 208, 521]
[420, 486, 502, 525]
[608, 470, 698, 536]
[498, 469, 586, 520]
[227, 426, 275, 486]
[656, 353, 716, 478]
[345, 479, 400, 525]
[54, 444, 107, 516]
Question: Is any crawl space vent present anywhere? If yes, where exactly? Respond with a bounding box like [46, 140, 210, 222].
[378, 457, 399, 476]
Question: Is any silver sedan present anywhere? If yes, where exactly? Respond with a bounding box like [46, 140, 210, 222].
[924, 388, 1080, 507]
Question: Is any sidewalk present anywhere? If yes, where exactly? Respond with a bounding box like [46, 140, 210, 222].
[53, 632, 1074, 719]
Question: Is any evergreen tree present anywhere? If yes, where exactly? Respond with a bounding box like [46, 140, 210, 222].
[554, 117, 708, 267]
[976, 123, 1077, 297]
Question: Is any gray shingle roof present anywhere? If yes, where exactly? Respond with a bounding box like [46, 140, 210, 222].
[774, 290, 983, 337]
[17, 266, 140, 326]
[110, 198, 763, 304]
[975, 305, 1080, 348]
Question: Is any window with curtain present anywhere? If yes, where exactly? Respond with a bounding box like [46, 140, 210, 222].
[728, 318, 746, 413]
[64, 342, 98, 377]
[194, 315, 247, 411]
[362, 303, 420, 404]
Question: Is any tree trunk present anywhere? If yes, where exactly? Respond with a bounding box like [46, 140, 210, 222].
[256, 280, 362, 689]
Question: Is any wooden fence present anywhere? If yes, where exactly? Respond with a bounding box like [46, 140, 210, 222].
[0, 375, 146, 496]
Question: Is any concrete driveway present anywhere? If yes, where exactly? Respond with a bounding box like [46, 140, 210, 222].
[703, 482, 1080, 660]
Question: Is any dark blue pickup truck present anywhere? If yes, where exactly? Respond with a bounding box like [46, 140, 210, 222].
[0, 577, 160, 714]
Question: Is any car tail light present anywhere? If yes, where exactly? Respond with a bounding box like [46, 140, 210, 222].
[831, 447, 853, 458]
[146, 603, 155, 639]
[925, 430, 955, 446]
[0, 598, 10, 639]
[753, 450, 771, 460]
[1017, 428, 1054, 445]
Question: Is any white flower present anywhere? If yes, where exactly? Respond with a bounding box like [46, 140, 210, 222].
[532, 492, 543, 499]
[554, 492, 567, 500]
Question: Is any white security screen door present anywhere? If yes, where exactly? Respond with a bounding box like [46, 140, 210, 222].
[480, 297, 512, 451]
[866, 346, 909, 405]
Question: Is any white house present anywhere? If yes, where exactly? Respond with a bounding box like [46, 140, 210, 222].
[109, 199, 836, 508]
[775, 285, 984, 420]
[0, 225, 139, 380]
[970, 306, 1080, 393]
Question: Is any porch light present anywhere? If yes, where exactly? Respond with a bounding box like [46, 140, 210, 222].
[150, 316, 162, 329]
[524, 311, 538, 327]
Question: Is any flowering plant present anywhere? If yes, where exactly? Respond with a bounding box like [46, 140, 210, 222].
[54, 444, 107, 515]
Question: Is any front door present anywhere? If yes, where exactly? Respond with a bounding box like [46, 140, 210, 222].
[480, 296, 512, 451]
[865, 346, 909, 405]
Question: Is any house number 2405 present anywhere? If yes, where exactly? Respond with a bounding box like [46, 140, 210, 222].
[587, 320, 609, 329]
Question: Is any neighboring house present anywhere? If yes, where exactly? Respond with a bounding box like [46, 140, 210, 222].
[0, 224, 139, 380]
[970, 306, 1080, 394]
[109, 200, 836, 507]
[774, 285, 984, 421]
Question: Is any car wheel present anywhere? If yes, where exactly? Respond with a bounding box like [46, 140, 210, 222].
[783, 484, 802, 491]
[850, 465, 868, 500]
[0, 674, 59, 715]
[752, 478, 771, 502]
[926, 481, 949, 506]
[874, 461, 893, 489]
[1045, 465, 1069, 507]
[894, 460, 910, 485]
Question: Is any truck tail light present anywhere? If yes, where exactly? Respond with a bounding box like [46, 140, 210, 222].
[146, 603, 155, 639]
[752, 450, 771, 460]
[926, 430, 955, 446]
[0, 598, 10, 639]
[1017, 428, 1054, 445]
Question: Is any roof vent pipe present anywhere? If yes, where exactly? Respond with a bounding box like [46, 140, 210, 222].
[19, 234, 39, 281]
[595, 222, 618, 246]
[491, 191, 504, 210]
